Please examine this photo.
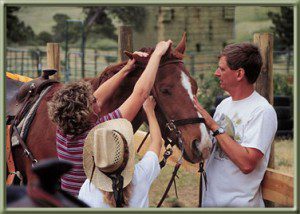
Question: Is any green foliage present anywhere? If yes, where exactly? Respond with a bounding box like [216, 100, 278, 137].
[52, 13, 82, 43]
[268, 7, 293, 51]
[37, 31, 53, 45]
[83, 6, 146, 41]
[7, 7, 36, 45]
[195, 71, 293, 111]
[273, 73, 293, 97]
[195, 71, 224, 110]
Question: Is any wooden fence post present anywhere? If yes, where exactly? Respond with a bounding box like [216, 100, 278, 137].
[253, 33, 274, 169]
[47, 43, 60, 80]
[118, 26, 133, 62]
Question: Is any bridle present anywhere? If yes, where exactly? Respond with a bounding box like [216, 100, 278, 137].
[136, 59, 207, 207]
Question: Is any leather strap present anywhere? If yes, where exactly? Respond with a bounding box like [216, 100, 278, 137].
[6, 125, 16, 185]
[173, 118, 205, 126]
[157, 162, 181, 207]
[12, 125, 37, 164]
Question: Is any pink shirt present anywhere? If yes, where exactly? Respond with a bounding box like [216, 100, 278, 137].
[56, 109, 122, 196]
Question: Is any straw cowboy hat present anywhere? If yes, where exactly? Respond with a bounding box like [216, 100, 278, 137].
[83, 118, 135, 192]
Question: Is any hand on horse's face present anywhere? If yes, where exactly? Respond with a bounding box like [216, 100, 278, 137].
[143, 96, 156, 115]
[193, 96, 218, 131]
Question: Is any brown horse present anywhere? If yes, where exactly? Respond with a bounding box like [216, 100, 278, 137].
[6, 33, 212, 186]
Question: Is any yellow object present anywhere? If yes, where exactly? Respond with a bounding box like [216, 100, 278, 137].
[6, 72, 32, 82]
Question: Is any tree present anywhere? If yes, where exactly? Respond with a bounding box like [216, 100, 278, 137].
[268, 7, 293, 51]
[83, 6, 147, 40]
[52, 13, 82, 44]
[37, 31, 53, 45]
[7, 7, 36, 44]
[268, 7, 293, 73]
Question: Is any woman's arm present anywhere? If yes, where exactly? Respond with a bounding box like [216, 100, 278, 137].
[143, 96, 163, 157]
[93, 52, 149, 108]
[119, 40, 172, 121]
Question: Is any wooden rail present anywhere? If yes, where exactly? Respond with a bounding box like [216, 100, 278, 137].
[133, 130, 294, 207]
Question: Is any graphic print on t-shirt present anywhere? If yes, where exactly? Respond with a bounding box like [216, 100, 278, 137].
[213, 113, 242, 161]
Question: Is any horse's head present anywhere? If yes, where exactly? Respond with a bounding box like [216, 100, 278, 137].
[127, 33, 213, 163]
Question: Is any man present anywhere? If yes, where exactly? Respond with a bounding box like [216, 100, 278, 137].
[193, 43, 277, 207]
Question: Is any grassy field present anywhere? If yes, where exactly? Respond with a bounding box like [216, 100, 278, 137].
[143, 137, 294, 207]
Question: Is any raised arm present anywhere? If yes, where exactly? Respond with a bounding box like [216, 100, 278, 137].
[143, 96, 163, 157]
[93, 52, 148, 108]
[119, 40, 173, 121]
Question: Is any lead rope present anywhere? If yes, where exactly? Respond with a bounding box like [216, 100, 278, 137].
[198, 160, 207, 207]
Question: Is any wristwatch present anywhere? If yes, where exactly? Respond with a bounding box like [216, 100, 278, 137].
[212, 127, 225, 137]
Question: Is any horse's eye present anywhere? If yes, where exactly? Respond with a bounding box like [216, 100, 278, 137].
[160, 87, 172, 95]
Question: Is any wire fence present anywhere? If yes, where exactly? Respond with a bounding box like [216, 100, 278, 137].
[5, 46, 294, 81]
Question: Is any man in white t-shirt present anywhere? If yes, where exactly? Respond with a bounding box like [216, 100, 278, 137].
[193, 43, 277, 207]
[78, 96, 162, 208]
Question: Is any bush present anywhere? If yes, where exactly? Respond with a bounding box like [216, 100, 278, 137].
[195, 71, 224, 110]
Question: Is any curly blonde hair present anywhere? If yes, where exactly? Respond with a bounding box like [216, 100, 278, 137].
[48, 81, 95, 135]
[101, 183, 133, 207]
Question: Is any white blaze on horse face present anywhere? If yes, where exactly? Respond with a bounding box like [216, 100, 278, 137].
[180, 72, 212, 159]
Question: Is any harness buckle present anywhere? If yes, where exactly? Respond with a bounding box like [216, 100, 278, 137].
[166, 120, 176, 131]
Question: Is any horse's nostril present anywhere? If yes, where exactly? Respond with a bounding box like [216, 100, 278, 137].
[192, 139, 202, 158]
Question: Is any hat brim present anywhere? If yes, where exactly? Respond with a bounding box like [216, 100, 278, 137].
[83, 119, 135, 192]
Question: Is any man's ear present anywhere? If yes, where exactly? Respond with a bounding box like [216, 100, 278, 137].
[236, 68, 245, 81]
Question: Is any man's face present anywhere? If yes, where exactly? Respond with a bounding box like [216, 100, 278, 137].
[214, 56, 238, 92]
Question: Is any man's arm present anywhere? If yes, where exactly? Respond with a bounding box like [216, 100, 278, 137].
[119, 40, 172, 121]
[143, 96, 163, 157]
[93, 52, 149, 109]
[193, 96, 263, 174]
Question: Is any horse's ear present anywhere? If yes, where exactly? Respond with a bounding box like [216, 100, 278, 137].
[175, 32, 186, 54]
[124, 51, 133, 59]
[165, 45, 172, 59]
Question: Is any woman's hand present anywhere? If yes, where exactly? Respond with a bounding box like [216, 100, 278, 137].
[143, 96, 156, 115]
[153, 40, 173, 57]
[123, 51, 149, 73]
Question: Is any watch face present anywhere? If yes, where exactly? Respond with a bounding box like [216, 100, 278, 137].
[219, 127, 225, 134]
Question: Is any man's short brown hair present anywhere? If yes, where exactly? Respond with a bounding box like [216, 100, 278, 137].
[48, 81, 94, 135]
[219, 43, 263, 84]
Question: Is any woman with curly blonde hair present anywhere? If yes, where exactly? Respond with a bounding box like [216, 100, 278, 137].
[48, 40, 172, 197]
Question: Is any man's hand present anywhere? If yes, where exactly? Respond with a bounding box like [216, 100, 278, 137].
[193, 95, 219, 132]
[143, 96, 156, 115]
[123, 51, 149, 73]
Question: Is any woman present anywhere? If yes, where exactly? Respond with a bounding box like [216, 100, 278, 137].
[78, 96, 163, 207]
[48, 40, 172, 196]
